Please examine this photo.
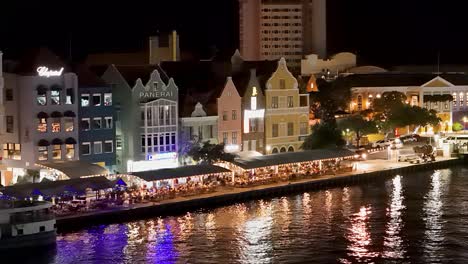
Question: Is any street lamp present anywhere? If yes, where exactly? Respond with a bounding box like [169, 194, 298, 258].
[346, 128, 350, 146]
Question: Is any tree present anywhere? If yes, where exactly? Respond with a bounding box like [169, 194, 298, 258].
[310, 77, 352, 122]
[187, 141, 235, 164]
[453, 122, 464, 132]
[338, 115, 378, 147]
[301, 122, 345, 150]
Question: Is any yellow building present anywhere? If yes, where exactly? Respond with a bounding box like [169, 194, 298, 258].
[264, 58, 310, 154]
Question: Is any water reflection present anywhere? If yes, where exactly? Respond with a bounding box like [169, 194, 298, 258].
[343, 206, 379, 262]
[423, 170, 450, 262]
[382, 175, 406, 260]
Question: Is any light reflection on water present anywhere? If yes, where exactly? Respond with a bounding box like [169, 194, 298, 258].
[19, 167, 468, 264]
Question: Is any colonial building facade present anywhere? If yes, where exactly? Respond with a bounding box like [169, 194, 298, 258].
[349, 74, 468, 133]
[241, 69, 265, 153]
[264, 58, 310, 154]
[217, 77, 242, 153]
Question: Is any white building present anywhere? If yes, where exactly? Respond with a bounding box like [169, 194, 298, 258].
[301, 52, 357, 77]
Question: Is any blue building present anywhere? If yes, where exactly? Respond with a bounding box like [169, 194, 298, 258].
[76, 65, 116, 172]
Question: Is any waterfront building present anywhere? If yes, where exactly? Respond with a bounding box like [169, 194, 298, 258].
[180, 101, 218, 145]
[301, 52, 357, 78]
[0, 48, 80, 185]
[264, 58, 310, 154]
[101, 65, 179, 173]
[76, 65, 116, 172]
[348, 74, 468, 133]
[217, 77, 243, 153]
[238, 0, 327, 71]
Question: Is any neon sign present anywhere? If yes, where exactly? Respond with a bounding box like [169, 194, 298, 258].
[37, 66, 64, 77]
[147, 152, 177, 161]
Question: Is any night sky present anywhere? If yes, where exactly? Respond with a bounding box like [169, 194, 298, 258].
[1, 0, 467, 67]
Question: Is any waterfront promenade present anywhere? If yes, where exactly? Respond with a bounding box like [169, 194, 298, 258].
[57, 157, 460, 231]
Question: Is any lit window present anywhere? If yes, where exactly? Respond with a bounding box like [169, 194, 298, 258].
[66, 144, 74, 159]
[93, 93, 101, 106]
[37, 118, 47, 133]
[81, 118, 90, 131]
[251, 96, 257, 110]
[104, 140, 113, 153]
[104, 117, 113, 129]
[94, 141, 102, 154]
[116, 135, 122, 150]
[93, 117, 102, 129]
[51, 90, 61, 105]
[81, 142, 91, 155]
[51, 120, 61, 133]
[37, 90, 47, 106]
[357, 95, 363, 111]
[3, 143, 21, 160]
[453, 92, 457, 107]
[52, 145, 61, 160]
[271, 96, 279, 108]
[460, 92, 464, 107]
[38, 146, 48, 161]
[81, 94, 90, 107]
[64, 118, 74, 132]
[104, 93, 112, 106]
[287, 96, 294, 108]
[66, 88, 74, 104]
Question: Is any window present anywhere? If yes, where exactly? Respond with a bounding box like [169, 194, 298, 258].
[287, 96, 294, 108]
[93, 141, 102, 154]
[81, 118, 90, 131]
[37, 118, 47, 133]
[272, 124, 279, 137]
[51, 90, 60, 105]
[453, 92, 457, 107]
[223, 111, 228, 121]
[232, 110, 237, 120]
[116, 135, 122, 150]
[300, 122, 308, 135]
[93, 93, 101, 106]
[93, 117, 102, 129]
[250, 118, 257, 132]
[17, 229, 24, 236]
[287, 122, 294, 136]
[64, 118, 74, 132]
[357, 95, 363, 111]
[207, 125, 213, 138]
[104, 117, 113, 129]
[232, 132, 238, 144]
[271, 96, 279, 108]
[38, 146, 48, 161]
[6, 116, 13, 133]
[280, 79, 286, 89]
[37, 90, 46, 105]
[40, 226, 45, 232]
[223, 132, 228, 144]
[104, 93, 112, 106]
[66, 88, 74, 104]
[66, 144, 74, 159]
[81, 142, 91, 155]
[81, 94, 90, 107]
[3, 143, 21, 160]
[104, 140, 113, 153]
[52, 145, 61, 160]
[251, 96, 257, 110]
[460, 92, 464, 107]
[51, 120, 60, 133]
[6, 89, 13, 101]
[198, 126, 203, 140]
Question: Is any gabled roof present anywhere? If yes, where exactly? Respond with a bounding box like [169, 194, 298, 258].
[13, 47, 68, 76]
[421, 76, 454, 87]
[113, 65, 170, 87]
[73, 64, 108, 87]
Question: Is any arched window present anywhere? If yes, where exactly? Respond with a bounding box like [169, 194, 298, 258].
[272, 148, 279, 154]
[280, 147, 287, 153]
[288, 146, 294, 152]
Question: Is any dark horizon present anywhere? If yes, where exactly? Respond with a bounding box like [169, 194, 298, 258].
[1, 0, 467, 67]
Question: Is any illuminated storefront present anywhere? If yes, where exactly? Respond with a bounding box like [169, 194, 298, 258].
[242, 69, 266, 153]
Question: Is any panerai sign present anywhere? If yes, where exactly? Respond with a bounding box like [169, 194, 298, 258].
[37, 66, 64, 77]
[140, 83, 173, 99]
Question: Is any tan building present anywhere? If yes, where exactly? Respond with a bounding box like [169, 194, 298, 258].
[239, 0, 327, 72]
[264, 58, 310, 153]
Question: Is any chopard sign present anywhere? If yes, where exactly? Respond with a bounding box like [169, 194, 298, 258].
[37, 66, 64, 77]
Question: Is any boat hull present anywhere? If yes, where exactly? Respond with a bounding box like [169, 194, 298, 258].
[0, 231, 56, 250]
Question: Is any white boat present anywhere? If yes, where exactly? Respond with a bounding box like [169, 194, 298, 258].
[0, 200, 56, 250]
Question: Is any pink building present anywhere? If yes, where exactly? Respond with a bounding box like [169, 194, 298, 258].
[217, 77, 242, 152]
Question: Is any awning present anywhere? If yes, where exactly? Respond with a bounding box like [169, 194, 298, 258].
[51, 138, 63, 145]
[0, 176, 112, 198]
[37, 161, 109, 179]
[232, 149, 356, 170]
[38, 139, 50, 147]
[64, 110, 76, 117]
[65, 137, 77, 144]
[37, 112, 49, 119]
[131, 164, 231, 182]
[51, 111, 63, 118]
